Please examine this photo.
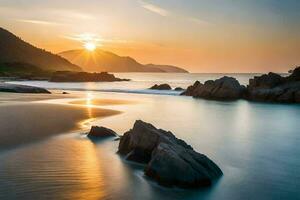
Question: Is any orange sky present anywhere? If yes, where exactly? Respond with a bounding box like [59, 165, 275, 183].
[0, 0, 300, 73]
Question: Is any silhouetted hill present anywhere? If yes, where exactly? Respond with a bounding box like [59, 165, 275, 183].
[145, 64, 188, 73]
[59, 49, 188, 73]
[0, 27, 81, 72]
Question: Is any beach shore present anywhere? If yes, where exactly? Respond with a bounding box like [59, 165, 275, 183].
[0, 91, 126, 151]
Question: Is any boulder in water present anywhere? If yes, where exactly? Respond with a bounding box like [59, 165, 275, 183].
[118, 120, 222, 188]
[87, 126, 118, 138]
[149, 84, 172, 90]
[181, 76, 246, 100]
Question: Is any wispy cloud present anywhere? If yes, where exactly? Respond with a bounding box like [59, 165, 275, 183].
[188, 17, 213, 26]
[139, 1, 169, 17]
[16, 19, 65, 26]
[64, 33, 130, 45]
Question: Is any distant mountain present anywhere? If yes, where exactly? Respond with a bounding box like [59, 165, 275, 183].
[59, 49, 188, 73]
[145, 64, 188, 73]
[0, 27, 81, 72]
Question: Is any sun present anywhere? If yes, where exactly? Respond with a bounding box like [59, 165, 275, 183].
[84, 42, 96, 51]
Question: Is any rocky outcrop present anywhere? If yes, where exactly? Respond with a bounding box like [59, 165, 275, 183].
[247, 67, 300, 103]
[50, 71, 130, 82]
[87, 126, 118, 138]
[181, 76, 246, 100]
[149, 84, 172, 90]
[181, 67, 300, 103]
[0, 83, 50, 93]
[118, 120, 222, 188]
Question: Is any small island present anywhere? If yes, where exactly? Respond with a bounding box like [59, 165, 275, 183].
[49, 71, 130, 82]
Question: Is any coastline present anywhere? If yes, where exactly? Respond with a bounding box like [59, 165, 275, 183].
[0, 91, 125, 151]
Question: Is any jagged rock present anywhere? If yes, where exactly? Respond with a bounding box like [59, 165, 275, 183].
[87, 126, 117, 138]
[118, 120, 222, 188]
[246, 68, 300, 103]
[149, 84, 172, 90]
[248, 72, 283, 90]
[0, 83, 50, 93]
[181, 81, 202, 96]
[181, 77, 246, 100]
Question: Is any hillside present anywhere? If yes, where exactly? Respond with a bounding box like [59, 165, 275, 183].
[59, 49, 188, 73]
[145, 64, 188, 73]
[0, 27, 81, 72]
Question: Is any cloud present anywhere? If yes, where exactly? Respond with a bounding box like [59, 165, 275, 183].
[16, 19, 65, 26]
[139, 1, 169, 17]
[188, 17, 213, 26]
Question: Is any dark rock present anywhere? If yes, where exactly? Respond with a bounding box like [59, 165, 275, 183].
[248, 72, 283, 90]
[0, 83, 51, 93]
[118, 120, 222, 188]
[181, 76, 246, 100]
[62, 92, 69, 94]
[50, 71, 130, 82]
[174, 87, 184, 91]
[149, 84, 172, 90]
[87, 126, 117, 138]
[181, 81, 202, 96]
[286, 66, 300, 82]
[246, 69, 300, 103]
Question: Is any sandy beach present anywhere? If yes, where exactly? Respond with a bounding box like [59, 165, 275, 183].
[0, 91, 125, 151]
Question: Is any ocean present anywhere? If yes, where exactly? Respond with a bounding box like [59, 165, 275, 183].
[1, 73, 300, 200]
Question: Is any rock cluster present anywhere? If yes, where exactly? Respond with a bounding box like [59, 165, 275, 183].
[182, 76, 246, 100]
[181, 67, 300, 103]
[118, 120, 222, 188]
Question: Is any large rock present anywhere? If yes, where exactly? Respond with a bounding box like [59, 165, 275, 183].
[246, 68, 300, 103]
[149, 84, 172, 90]
[181, 76, 246, 100]
[87, 126, 117, 138]
[248, 72, 283, 90]
[118, 120, 222, 188]
[0, 83, 50, 93]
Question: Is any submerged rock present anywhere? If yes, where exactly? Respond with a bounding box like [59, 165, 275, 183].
[174, 87, 184, 91]
[181, 76, 246, 100]
[149, 84, 172, 90]
[118, 120, 222, 188]
[87, 126, 118, 138]
[0, 83, 50, 93]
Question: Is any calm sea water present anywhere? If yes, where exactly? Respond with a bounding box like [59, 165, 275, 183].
[1, 73, 300, 200]
[8, 73, 266, 95]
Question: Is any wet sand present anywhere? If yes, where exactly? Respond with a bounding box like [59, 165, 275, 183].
[70, 98, 136, 106]
[0, 92, 124, 151]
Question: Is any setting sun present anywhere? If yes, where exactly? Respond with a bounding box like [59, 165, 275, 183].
[84, 42, 96, 51]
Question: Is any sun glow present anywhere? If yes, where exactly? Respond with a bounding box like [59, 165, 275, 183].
[84, 42, 96, 51]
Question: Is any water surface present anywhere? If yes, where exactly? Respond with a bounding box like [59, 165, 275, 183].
[1, 73, 299, 200]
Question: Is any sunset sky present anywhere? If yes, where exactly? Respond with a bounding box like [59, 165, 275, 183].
[0, 0, 299, 73]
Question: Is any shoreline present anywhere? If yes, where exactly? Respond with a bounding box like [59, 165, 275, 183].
[0, 91, 128, 151]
